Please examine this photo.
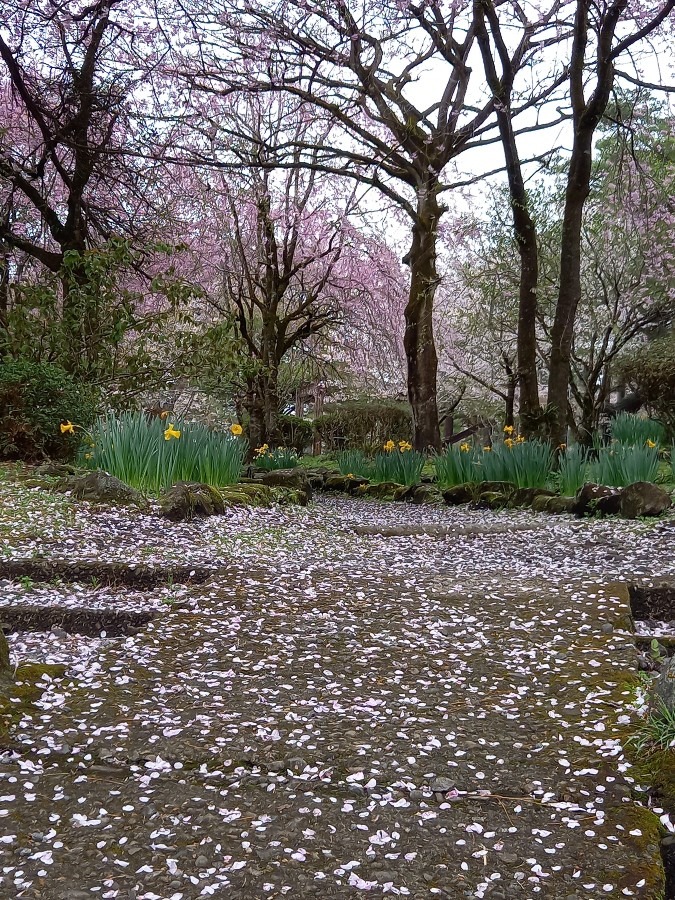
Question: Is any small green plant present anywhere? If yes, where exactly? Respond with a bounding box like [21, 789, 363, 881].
[371, 441, 424, 486]
[81, 411, 246, 493]
[650, 638, 667, 664]
[18, 575, 34, 590]
[556, 444, 589, 496]
[472, 439, 554, 489]
[434, 444, 475, 488]
[610, 412, 665, 447]
[253, 446, 299, 471]
[336, 449, 372, 479]
[629, 701, 675, 753]
[591, 444, 660, 487]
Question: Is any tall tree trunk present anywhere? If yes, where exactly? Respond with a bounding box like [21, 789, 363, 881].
[404, 184, 441, 451]
[473, 4, 541, 432]
[547, 134, 593, 447]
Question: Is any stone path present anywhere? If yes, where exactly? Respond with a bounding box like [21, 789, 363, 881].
[2, 494, 674, 899]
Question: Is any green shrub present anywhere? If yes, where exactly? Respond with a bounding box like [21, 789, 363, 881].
[556, 445, 590, 496]
[434, 445, 476, 488]
[590, 444, 660, 487]
[82, 411, 246, 493]
[609, 412, 665, 447]
[336, 449, 372, 478]
[315, 400, 412, 452]
[278, 414, 314, 454]
[0, 360, 98, 461]
[472, 440, 554, 489]
[371, 445, 424, 486]
[254, 447, 299, 471]
[619, 331, 675, 438]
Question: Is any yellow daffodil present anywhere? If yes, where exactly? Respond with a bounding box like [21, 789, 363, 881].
[558, 442, 567, 451]
[398, 440, 413, 452]
[646, 439, 657, 448]
[60, 421, 75, 434]
[515, 434, 526, 443]
[84, 452, 93, 460]
[503, 424, 514, 433]
[230, 423, 243, 436]
[483, 445, 492, 452]
[504, 437, 515, 448]
[346, 473, 354, 479]
[459, 442, 470, 452]
[164, 424, 181, 441]
[383, 439, 396, 452]
[160, 410, 169, 420]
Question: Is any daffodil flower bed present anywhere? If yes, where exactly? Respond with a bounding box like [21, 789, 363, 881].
[253, 445, 300, 470]
[77, 411, 247, 494]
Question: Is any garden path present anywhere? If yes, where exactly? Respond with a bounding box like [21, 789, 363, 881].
[2, 493, 675, 899]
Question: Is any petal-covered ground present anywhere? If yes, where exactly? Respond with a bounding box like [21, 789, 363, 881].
[1, 475, 675, 899]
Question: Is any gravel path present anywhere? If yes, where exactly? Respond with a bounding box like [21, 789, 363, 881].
[2, 490, 675, 899]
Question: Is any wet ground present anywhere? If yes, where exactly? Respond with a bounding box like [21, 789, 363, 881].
[2, 489, 675, 899]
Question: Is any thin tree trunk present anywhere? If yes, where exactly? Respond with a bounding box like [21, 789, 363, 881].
[547, 135, 594, 447]
[404, 184, 441, 451]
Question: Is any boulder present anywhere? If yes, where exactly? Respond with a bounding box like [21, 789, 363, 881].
[259, 468, 312, 499]
[531, 493, 554, 513]
[476, 481, 513, 494]
[270, 487, 309, 506]
[571, 483, 620, 517]
[544, 496, 576, 514]
[324, 474, 368, 493]
[57, 471, 146, 508]
[595, 491, 622, 515]
[653, 656, 675, 714]
[471, 491, 509, 510]
[442, 484, 475, 506]
[357, 481, 401, 501]
[393, 484, 442, 505]
[159, 482, 225, 521]
[510, 487, 555, 508]
[620, 482, 673, 519]
[222, 483, 274, 506]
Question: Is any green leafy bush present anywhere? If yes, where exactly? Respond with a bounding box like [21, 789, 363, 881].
[556, 445, 590, 496]
[434, 445, 476, 488]
[336, 449, 372, 478]
[0, 360, 98, 461]
[609, 412, 665, 447]
[316, 400, 412, 452]
[83, 411, 246, 493]
[278, 415, 314, 454]
[620, 331, 675, 438]
[472, 440, 554, 489]
[590, 444, 660, 487]
[254, 447, 299, 471]
[371, 445, 424, 486]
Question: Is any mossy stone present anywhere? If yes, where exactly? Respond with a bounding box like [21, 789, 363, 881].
[159, 482, 225, 521]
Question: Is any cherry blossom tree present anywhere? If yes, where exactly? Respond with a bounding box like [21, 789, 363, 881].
[170, 0, 567, 449]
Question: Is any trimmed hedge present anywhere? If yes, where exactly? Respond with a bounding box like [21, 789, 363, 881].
[315, 400, 413, 452]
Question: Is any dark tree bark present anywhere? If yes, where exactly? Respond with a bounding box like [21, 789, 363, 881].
[546, 0, 674, 446]
[404, 184, 443, 451]
[473, 0, 542, 433]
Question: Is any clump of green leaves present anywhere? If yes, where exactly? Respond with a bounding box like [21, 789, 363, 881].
[253, 447, 300, 471]
[556, 445, 590, 496]
[610, 413, 665, 447]
[371, 445, 424, 486]
[434, 445, 476, 488]
[629, 701, 675, 754]
[591, 444, 660, 486]
[0, 360, 99, 461]
[336, 449, 372, 479]
[82, 411, 246, 493]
